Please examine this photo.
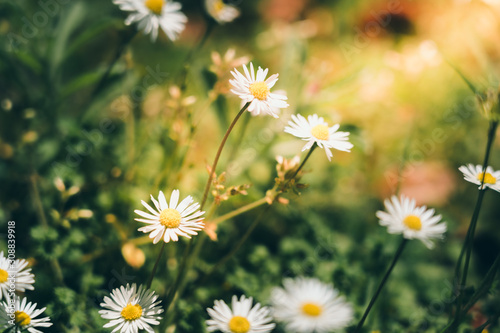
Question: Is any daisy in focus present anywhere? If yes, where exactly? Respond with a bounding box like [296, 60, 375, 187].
[284, 114, 353, 161]
[270, 277, 353, 333]
[0, 251, 35, 300]
[0, 296, 52, 333]
[113, 0, 187, 42]
[376, 195, 447, 249]
[135, 190, 205, 243]
[230, 62, 289, 118]
[99, 284, 163, 333]
[206, 295, 275, 333]
[242, 90, 287, 118]
[205, 0, 240, 24]
[459, 164, 500, 192]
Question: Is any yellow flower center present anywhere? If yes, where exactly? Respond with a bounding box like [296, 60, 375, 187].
[15, 311, 31, 326]
[477, 172, 497, 185]
[214, 0, 225, 13]
[159, 208, 181, 228]
[0, 269, 8, 283]
[249, 82, 269, 101]
[301, 302, 322, 317]
[228, 316, 250, 333]
[311, 124, 329, 141]
[144, 0, 163, 15]
[121, 304, 143, 321]
[403, 215, 422, 231]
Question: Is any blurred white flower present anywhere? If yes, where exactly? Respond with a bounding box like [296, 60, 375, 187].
[0, 296, 52, 333]
[100, 284, 163, 333]
[270, 277, 353, 333]
[0, 251, 34, 300]
[376, 195, 447, 249]
[113, 0, 187, 41]
[205, 0, 240, 24]
[284, 113, 353, 161]
[230, 62, 288, 118]
[459, 164, 500, 192]
[135, 190, 205, 243]
[206, 295, 275, 333]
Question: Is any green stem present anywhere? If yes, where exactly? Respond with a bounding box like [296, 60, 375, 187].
[450, 120, 498, 328]
[163, 236, 192, 310]
[443, 254, 500, 333]
[179, 20, 215, 91]
[91, 28, 136, 98]
[29, 173, 65, 286]
[146, 241, 166, 289]
[210, 197, 268, 225]
[201, 205, 272, 284]
[461, 253, 500, 316]
[162, 102, 250, 311]
[354, 239, 408, 333]
[200, 102, 250, 210]
[286, 145, 316, 184]
[227, 112, 251, 163]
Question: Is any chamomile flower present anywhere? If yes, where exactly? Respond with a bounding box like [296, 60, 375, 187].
[0, 296, 52, 333]
[242, 90, 287, 118]
[113, 0, 187, 42]
[459, 164, 500, 192]
[284, 114, 353, 161]
[230, 62, 289, 118]
[99, 284, 163, 333]
[205, 0, 240, 24]
[270, 277, 353, 333]
[135, 190, 205, 244]
[206, 295, 275, 333]
[0, 251, 35, 300]
[376, 195, 447, 249]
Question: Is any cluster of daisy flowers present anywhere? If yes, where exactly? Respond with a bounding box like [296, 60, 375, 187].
[229, 62, 354, 161]
[113, 0, 240, 42]
[99, 278, 354, 333]
[94, 61, 359, 333]
[0, 251, 52, 332]
[95, 60, 500, 333]
[205, 277, 354, 333]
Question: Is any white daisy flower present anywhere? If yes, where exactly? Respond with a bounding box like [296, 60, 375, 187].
[270, 277, 353, 333]
[0, 296, 52, 333]
[459, 164, 500, 192]
[376, 195, 447, 249]
[206, 295, 275, 333]
[205, 0, 240, 24]
[0, 251, 35, 300]
[113, 0, 187, 42]
[135, 189, 205, 244]
[230, 62, 289, 118]
[242, 90, 287, 118]
[99, 283, 163, 333]
[284, 113, 353, 161]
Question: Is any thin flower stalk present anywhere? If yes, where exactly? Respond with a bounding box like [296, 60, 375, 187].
[450, 120, 498, 330]
[163, 102, 250, 312]
[201, 205, 272, 284]
[354, 239, 408, 333]
[201, 148, 318, 283]
[200, 101, 250, 209]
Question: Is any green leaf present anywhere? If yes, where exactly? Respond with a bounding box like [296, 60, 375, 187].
[49, 2, 88, 78]
[60, 70, 104, 98]
[63, 19, 122, 62]
[447, 60, 478, 94]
